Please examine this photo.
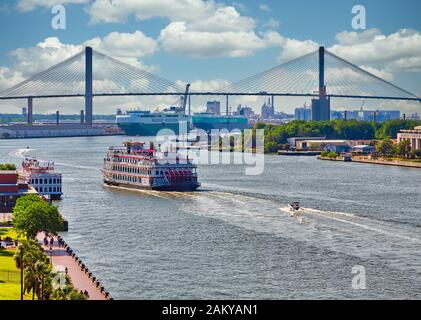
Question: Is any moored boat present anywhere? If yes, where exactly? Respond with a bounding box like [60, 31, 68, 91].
[19, 156, 63, 200]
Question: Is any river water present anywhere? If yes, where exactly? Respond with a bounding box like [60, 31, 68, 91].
[1, 136, 421, 299]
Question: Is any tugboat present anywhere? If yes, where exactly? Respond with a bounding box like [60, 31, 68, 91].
[102, 141, 200, 191]
[19, 157, 63, 200]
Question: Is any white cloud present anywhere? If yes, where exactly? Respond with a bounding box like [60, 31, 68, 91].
[0, 67, 24, 92]
[159, 22, 269, 58]
[188, 6, 255, 32]
[86, 0, 255, 32]
[189, 79, 230, 92]
[359, 65, 394, 82]
[16, 0, 89, 12]
[263, 18, 280, 30]
[259, 4, 271, 12]
[85, 31, 157, 58]
[264, 31, 319, 62]
[9, 37, 83, 77]
[335, 28, 382, 46]
[329, 28, 421, 73]
[8, 31, 158, 79]
[231, 1, 246, 12]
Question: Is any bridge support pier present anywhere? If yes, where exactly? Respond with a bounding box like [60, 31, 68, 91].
[226, 95, 229, 116]
[27, 97, 33, 125]
[85, 47, 93, 126]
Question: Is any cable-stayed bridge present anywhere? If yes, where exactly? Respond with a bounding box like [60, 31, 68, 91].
[0, 46, 419, 125]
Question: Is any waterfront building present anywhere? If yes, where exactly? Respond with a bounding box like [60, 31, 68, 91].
[296, 139, 349, 151]
[206, 101, 221, 116]
[397, 126, 421, 150]
[295, 106, 312, 121]
[352, 145, 375, 155]
[311, 98, 330, 121]
[0, 170, 36, 213]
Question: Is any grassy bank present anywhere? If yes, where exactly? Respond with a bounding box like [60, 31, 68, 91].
[0, 228, 30, 300]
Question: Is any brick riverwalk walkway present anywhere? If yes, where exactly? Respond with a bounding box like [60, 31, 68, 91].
[37, 234, 108, 300]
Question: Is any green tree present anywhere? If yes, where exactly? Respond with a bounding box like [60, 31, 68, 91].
[376, 138, 396, 157]
[14, 239, 53, 300]
[13, 195, 63, 239]
[51, 275, 87, 300]
[396, 140, 412, 158]
[375, 120, 421, 140]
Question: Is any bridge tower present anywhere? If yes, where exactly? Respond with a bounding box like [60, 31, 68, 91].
[312, 46, 330, 121]
[85, 47, 93, 126]
[27, 97, 33, 125]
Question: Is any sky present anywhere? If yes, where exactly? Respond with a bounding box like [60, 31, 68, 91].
[0, 0, 420, 115]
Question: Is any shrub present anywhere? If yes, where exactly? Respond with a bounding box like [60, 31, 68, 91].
[0, 163, 16, 170]
[327, 151, 338, 159]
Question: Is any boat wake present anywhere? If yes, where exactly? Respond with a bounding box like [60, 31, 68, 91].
[177, 190, 421, 274]
[9, 148, 35, 159]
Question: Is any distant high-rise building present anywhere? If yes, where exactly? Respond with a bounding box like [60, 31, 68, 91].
[311, 98, 330, 121]
[22, 107, 27, 116]
[332, 109, 400, 122]
[294, 104, 312, 121]
[261, 98, 275, 119]
[206, 101, 221, 115]
[375, 110, 400, 122]
[116, 108, 123, 116]
[330, 111, 344, 120]
[405, 113, 420, 120]
[236, 105, 254, 117]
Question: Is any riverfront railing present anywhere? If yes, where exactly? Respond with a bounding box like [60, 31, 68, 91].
[0, 269, 20, 283]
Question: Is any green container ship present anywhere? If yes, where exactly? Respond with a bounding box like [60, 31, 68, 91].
[192, 113, 250, 132]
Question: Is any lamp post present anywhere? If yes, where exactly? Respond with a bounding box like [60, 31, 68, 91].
[20, 248, 23, 301]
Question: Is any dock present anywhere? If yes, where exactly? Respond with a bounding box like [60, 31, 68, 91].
[0, 123, 123, 139]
